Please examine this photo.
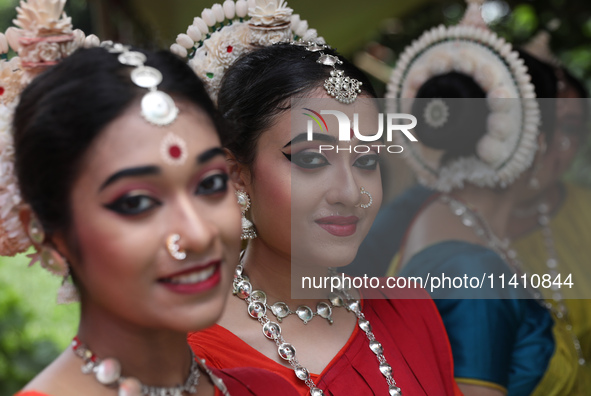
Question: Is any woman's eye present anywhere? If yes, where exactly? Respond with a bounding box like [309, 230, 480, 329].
[197, 173, 229, 195]
[353, 154, 379, 170]
[289, 151, 330, 169]
[105, 194, 161, 215]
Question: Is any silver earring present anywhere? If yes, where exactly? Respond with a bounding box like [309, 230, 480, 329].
[166, 234, 187, 260]
[356, 187, 373, 209]
[236, 190, 257, 240]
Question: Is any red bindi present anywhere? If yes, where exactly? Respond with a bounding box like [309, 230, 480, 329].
[169, 145, 182, 159]
[0, 87, 5, 96]
[227, 45, 233, 53]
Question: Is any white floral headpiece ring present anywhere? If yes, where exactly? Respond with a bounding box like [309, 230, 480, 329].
[0, 0, 87, 259]
[171, 0, 324, 104]
[386, 0, 541, 192]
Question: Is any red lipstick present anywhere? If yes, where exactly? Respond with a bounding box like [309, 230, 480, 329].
[315, 216, 359, 237]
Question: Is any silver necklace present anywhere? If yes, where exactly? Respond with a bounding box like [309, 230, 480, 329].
[233, 263, 402, 396]
[72, 336, 230, 396]
[268, 299, 335, 324]
[441, 194, 586, 366]
[534, 201, 586, 365]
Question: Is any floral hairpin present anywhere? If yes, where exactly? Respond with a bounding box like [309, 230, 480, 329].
[298, 41, 363, 104]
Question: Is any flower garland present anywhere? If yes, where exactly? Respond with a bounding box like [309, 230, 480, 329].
[171, 0, 323, 103]
[386, 0, 541, 192]
[0, 0, 86, 260]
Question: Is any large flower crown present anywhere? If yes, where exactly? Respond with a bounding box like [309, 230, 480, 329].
[386, 0, 541, 192]
[171, 0, 323, 103]
[0, 0, 88, 259]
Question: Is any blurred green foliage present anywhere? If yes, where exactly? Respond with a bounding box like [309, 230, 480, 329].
[0, 255, 78, 392]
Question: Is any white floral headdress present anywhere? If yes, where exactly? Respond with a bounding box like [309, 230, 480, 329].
[171, 0, 323, 103]
[386, 0, 541, 192]
[0, 0, 86, 261]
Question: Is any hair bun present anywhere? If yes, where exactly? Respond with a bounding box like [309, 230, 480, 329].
[411, 72, 488, 164]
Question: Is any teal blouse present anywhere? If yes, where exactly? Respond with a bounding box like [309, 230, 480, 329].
[399, 241, 554, 395]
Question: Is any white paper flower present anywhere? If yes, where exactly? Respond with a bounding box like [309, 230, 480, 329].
[5, 27, 22, 52]
[187, 25, 202, 42]
[236, 0, 249, 18]
[0, 33, 8, 53]
[170, 43, 188, 58]
[84, 34, 100, 48]
[212, 4, 225, 23]
[223, 1, 236, 20]
[249, 0, 292, 26]
[37, 42, 61, 62]
[193, 17, 209, 34]
[176, 33, 194, 49]
[294, 19, 308, 37]
[201, 8, 217, 27]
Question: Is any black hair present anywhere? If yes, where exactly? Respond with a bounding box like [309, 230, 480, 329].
[13, 47, 222, 236]
[217, 43, 377, 167]
[410, 49, 558, 165]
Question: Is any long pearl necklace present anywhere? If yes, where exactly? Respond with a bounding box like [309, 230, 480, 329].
[72, 336, 230, 396]
[233, 263, 402, 396]
[441, 194, 585, 366]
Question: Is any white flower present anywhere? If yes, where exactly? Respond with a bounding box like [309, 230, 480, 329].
[294, 19, 308, 37]
[301, 28, 318, 42]
[212, 4, 225, 23]
[223, 1, 236, 19]
[249, 0, 293, 26]
[84, 34, 100, 48]
[5, 27, 22, 52]
[291, 14, 301, 32]
[236, 0, 249, 18]
[187, 25, 202, 42]
[176, 33, 194, 49]
[37, 42, 61, 62]
[201, 8, 217, 27]
[476, 134, 506, 165]
[193, 17, 209, 34]
[72, 29, 85, 47]
[0, 34, 8, 53]
[203, 28, 246, 67]
[170, 43, 188, 58]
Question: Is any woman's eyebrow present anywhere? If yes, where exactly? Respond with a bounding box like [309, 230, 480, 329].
[99, 165, 160, 192]
[283, 133, 337, 148]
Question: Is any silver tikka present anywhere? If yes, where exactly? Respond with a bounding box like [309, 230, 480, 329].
[233, 263, 402, 396]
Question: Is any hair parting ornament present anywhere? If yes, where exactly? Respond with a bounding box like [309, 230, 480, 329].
[386, 0, 542, 192]
[172, 0, 362, 105]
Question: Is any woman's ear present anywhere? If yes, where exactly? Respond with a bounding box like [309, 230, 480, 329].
[19, 204, 73, 264]
[18, 204, 40, 248]
[225, 148, 251, 191]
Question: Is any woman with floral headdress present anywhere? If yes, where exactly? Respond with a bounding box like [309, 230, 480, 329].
[2, 2, 299, 395]
[506, 31, 591, 390]
[174, 1, 462, 395]
[383, 1, 581, 395]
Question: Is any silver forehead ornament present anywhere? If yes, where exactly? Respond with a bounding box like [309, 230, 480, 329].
[102, 43, 186, 165]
